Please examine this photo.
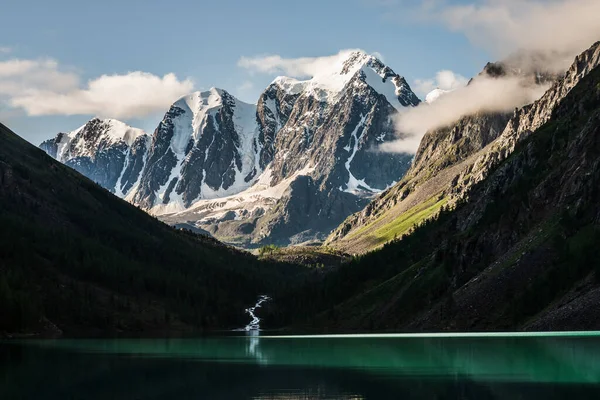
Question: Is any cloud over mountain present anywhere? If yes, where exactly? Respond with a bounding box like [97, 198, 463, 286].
[378, 0, 600, 154]
[395, 0, 600, 71]
[382, 74, 549, 154]
[238, 49, 367, 78]
[413, 70, 468, 97]
[0, 58, 194, 119]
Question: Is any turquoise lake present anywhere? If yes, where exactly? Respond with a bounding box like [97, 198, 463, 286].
[2, 332, 600, 399]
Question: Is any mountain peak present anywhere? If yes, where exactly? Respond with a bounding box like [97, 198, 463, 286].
[78, 118, 146, 146]
[39, 117, 150, 197]
[269, 50, 372, 97]
[173, 87, 237, 120]
[269, 50, 418, 108]
[206, 87, 226, 97]
[340, 50, 373, 74]
[271, 76, 308, 95]
[179, 87, 227, 104]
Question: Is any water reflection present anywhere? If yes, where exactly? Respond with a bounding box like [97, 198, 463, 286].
[246, 330, 268, 365]
[2, 333, 600, 399]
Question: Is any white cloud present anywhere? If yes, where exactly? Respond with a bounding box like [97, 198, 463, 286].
[238, 49, 367, 78]
[0, 59, 80, 95]
[395, 0, 600, 71]
[0, 46, 11, 54]
[413, 70, 468, 96]
[381, 74, 549, 154]
[377, 0, 600, 154]
[0, 57, 194, 119]
[441, 0, 600, 61]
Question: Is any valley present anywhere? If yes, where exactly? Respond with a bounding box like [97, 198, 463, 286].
[5, 1, 600, 398]
[4, 37, 600, 337]
[0, 122, 306, 336]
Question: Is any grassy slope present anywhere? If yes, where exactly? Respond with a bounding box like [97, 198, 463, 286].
[327, 155, 473, 254]
[0, 123, 302, 335]
[343, 196, 447, 250]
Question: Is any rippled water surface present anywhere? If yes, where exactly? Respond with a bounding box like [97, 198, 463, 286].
[2, 332, 600, 399]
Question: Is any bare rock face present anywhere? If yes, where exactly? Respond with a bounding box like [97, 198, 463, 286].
[255, 82, 299, 171]
[409, 112, 513, 183]
[453, 41, 600, 203]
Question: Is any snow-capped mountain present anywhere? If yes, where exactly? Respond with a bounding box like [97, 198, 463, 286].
[160, 51, 420, 245]
[42, 50, 420, 246]
[261, 50, 419, 193]
[41, 118, 150, 197]
[266, 50, 420, 108]
[130, 88, 266, 213]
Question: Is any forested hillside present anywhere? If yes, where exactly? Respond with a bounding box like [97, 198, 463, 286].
[0, 123, 301, 336]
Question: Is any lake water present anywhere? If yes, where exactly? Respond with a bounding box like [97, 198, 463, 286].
[2, 332, 600, 399]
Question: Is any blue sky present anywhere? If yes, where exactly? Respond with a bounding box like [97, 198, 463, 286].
[2, 0, 594, 145]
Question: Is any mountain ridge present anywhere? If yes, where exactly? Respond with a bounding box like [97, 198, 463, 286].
[327, 42, 600, 253]
[42, 51, 420, 246]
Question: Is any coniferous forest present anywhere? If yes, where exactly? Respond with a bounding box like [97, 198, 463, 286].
[0, 122, 304, 335]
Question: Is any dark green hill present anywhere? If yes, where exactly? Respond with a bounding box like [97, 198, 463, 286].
[266, 49, 600, 333]
[0, 122, 300, 336]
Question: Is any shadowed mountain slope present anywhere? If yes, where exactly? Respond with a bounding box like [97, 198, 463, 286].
[266, 42, 600, 332]
[1, 122, 300, 336]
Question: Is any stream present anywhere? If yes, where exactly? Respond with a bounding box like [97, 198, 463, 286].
[243, 295, 270, 331]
